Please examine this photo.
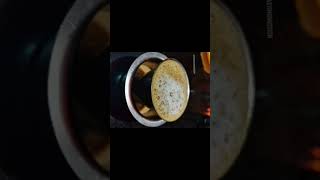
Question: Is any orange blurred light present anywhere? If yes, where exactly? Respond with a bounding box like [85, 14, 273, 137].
[202, 107, 211, 117]
[303, 147, 320, 173]
[200, 52, 211, 74]
[311, 147, 320, 159]
[304, 160, 320, 173]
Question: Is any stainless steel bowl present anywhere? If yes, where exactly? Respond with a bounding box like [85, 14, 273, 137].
[125, 52, 168, 127]
[125, 52, 191, 127]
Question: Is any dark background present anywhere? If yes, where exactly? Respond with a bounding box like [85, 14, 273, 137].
[221, 0, 320, 179]
[0, 0, 79, 179]
[110, 0, 210, 52]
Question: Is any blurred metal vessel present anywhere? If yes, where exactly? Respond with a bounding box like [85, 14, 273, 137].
[48, 0, 109, 179]
[210, 0, 255, 179]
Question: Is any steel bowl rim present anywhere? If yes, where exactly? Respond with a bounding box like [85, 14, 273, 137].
[125, 52, 168, 127]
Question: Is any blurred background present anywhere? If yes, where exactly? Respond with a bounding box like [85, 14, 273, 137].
[220, 0, 320, 179]
[0, 0, 108, 179]
[0, 0, 77, 179]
